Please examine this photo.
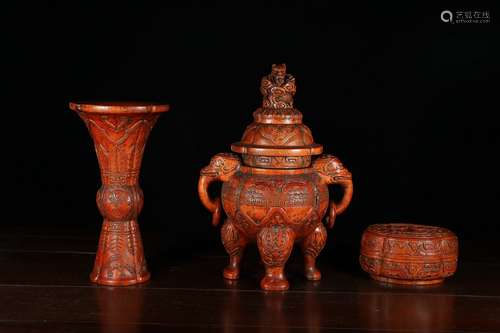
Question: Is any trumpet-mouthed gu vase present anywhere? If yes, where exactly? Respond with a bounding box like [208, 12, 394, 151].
[69, 101, 169, 286]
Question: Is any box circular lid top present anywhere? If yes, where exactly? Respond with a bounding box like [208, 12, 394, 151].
[231, 64, 323, 157]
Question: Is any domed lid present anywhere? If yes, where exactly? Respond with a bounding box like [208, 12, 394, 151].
[231, 64, 323, 158]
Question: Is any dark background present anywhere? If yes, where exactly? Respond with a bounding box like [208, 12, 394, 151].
[4, 2, 500, 254]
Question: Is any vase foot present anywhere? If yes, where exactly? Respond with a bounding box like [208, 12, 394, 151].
[91, 220, 149, 286]
[90, 272, 151, 286]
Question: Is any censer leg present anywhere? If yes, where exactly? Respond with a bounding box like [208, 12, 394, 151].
[221, 219, 247, 280]
[301, 223, 327, 281]
[257, 225, 294, 291]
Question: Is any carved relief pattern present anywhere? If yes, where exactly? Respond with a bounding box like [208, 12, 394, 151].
[242, 154, 311, 169]
[302, 223, 327, 258]
[224, 172, 327, 237]
[239, 176, 314, 208]
[383, 238, 457, 257]
[242, 187, 267, 207]
[91, 220, 148, 283]
[221, 220, 243, 258]
[77, 112, 159, 285]
[361, 225, 458, 258]
[313, 154, 352, 184]
[253, 107, 302, 124]
[257, 225, 295, 267]
[234, 210, 257, 236]
[368, 224, 454, 239]
[260, 64, 296, 109]
[360, 224, 459, 283]
[240, 123, 314, 147]
[300, 211, 321, 235]
[81, 113, 159, 185]
[251, 64, 302, 126]
[96, 185, 143, 221]
[359, 256, 457, 281]
[198, 65, 355, 290]
[200, 153, 241, 180]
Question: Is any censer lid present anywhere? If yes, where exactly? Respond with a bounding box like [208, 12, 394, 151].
[231, 64, 323, 158]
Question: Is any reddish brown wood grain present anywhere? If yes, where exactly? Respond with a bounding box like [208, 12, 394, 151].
[69, 101, 169, 286]
[360, 223, 459, 285]
[199, 65, 353, 291]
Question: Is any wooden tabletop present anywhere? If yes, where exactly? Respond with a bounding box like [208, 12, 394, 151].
[0, 224, 499, 332]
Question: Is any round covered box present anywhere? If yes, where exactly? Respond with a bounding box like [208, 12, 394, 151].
[359, 224, 458, 285]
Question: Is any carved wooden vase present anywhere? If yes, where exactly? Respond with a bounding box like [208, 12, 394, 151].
[198, 65, 354, 291]
[70, 102, 169, 286]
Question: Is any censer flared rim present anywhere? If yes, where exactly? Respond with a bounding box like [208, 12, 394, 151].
[231, 142, 323, 156]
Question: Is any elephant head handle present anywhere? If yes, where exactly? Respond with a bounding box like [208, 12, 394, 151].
[198, 153, 241, 226]
[313, 154, 353, 229]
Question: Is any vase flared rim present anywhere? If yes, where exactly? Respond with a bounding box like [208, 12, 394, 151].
[69, 101, 170, 114]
